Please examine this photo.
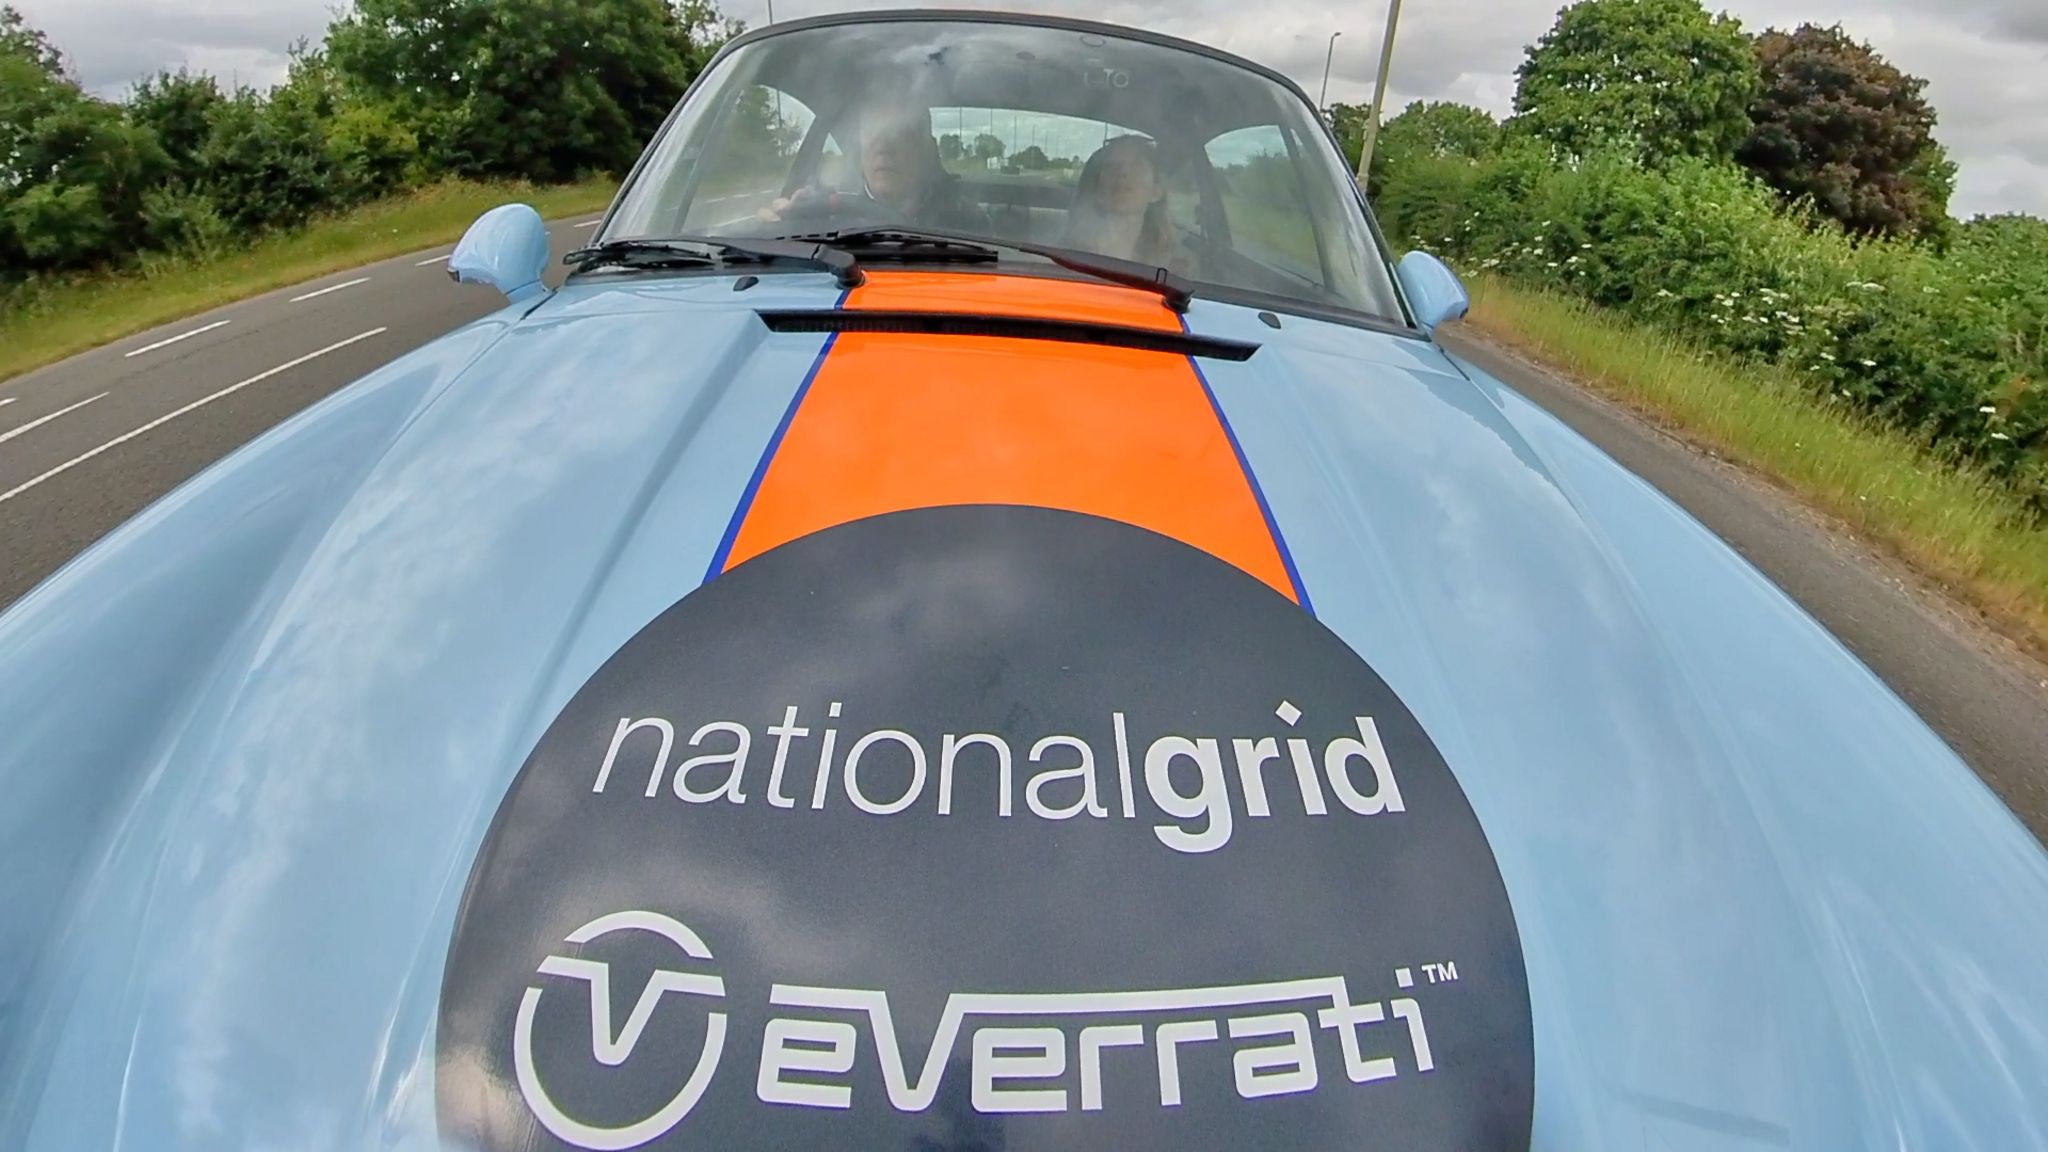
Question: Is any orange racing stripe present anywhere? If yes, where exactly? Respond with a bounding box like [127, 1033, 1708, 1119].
[838, 269, 1185, 332]
[720, 272, 1300, 602]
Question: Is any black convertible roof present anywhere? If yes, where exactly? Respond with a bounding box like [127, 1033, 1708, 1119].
[708, 10, 1324, 141]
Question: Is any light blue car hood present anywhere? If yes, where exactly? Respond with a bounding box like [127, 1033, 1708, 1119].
[3, 274, 2046, 1150]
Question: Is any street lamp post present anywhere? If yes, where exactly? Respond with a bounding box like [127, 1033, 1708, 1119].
[1357, 0, 1405, 182]
[1318, 31, 1341, 115]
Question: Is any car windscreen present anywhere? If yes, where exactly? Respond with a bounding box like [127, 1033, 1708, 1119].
[602, 18, 1406, 324]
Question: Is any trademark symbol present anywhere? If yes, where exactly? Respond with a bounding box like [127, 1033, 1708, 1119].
[1423, 961, 1459, 984]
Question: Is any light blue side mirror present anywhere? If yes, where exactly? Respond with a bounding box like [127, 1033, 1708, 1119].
[449, 203, 552, 304]
[1397, 251, 1471, 333]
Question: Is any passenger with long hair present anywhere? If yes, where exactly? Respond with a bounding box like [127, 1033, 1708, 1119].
[1063, 135, 1176, 266]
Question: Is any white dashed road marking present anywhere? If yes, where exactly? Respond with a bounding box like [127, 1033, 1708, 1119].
[0, 397, 14, 408]
[0, 329, 387, 505]
[416, 253, 450, 266]
[289, 277, 371, 303]
[0, 392, 108, 446]
[574, 219, 602, 228]
[124, 319, 231, 359]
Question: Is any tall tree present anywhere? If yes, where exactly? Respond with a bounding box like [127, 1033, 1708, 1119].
[127, 70, 227, 188]
[0, 6, 167, 272]
[327, 0, 731, 181]
[1737, 23, 1950, 237]
[1513, 0, 1759, 162]
[0, 3, 60, 73]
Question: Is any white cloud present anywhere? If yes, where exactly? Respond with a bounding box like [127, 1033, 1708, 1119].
[15, 0, 2047, 216]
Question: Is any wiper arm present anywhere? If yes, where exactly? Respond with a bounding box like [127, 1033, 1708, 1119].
[565, 236, 863, 288]
[1040, 246, 1193, 314]
[783, 227, 1192, 313]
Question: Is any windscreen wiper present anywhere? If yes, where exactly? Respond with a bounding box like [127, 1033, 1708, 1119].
[564, 237, 862, 287]
[788, 229, 1000, 266]
[782, 226, 1192, 313]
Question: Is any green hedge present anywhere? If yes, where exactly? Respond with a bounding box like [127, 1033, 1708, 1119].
[2, 0, 726, 288]
[1379, 143, 2048, 512]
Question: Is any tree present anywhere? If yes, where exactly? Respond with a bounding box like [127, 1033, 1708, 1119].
[971, 132, 1005, 163]
[325, 98, 421, 202]
[1737, 24, 1950, 238]
[193, 87, 325, 231]
[1378, 101, 1500, 162]
[1366, 100, 1501, 194]
[0, 7, 168, 273]
[128, 70, 227, 188]
[1513, 0, 1759, 162]
[1012, 144, 1049, 170]
[937, 132, 963, 163]
[0, 3, 60, 73]
[327, 0, 731, 181]
[1328, 101, 1369, 170]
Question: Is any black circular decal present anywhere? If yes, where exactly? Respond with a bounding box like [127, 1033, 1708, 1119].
[437, 505, 1533, 1151]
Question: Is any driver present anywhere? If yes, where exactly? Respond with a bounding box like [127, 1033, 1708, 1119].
[759, 89, 988, 233]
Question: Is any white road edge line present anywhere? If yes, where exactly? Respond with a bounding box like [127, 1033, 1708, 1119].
[0, 392, 109, 446]
[124, 319, 231, 359]
[0, 329, 387, 506]
[0, 397, 14, 407]
[416, 254, 450, 266]
[290, 277, 371, 303]
[574, 219, 602, 228]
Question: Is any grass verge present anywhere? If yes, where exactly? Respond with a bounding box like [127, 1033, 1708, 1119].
[0, 177, 616, 386]
[1458, 274, 2048, 658]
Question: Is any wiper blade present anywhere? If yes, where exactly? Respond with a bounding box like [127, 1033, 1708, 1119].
[781, 228, 1000, 265]
[564, 238, 715, 272]
[782, 227, 1191, 313]
[565, 236, 862, 287]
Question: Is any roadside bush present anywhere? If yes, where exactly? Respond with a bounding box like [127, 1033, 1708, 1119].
[195, 88, 338, 232]
[1363, 100, 1502, 201]
[326, 101, 421, 203]
[0, 0, 733, 289]
[0, 52, 168, 273]
[127, 70, 227, 190]
[1380, 147, 2048, 510]
[138, 187, 233, 256]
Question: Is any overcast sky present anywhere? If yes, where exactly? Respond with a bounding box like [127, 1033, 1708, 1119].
[16, 0, 2046, 217]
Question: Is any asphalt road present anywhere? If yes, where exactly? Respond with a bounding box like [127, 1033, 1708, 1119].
[0, 215, 602, 610]
[3, 235, 2045, 842]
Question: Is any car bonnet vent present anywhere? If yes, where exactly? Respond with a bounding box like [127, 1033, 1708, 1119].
[757, 310, 1259, 361]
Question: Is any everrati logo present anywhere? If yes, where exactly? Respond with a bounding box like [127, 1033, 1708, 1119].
[514, 912, 728, 1151]
[516, 909, 1448, 1150]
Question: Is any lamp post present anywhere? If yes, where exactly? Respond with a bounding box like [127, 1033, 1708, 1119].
[1318, 31, 1341, 115]
[1357, 0, 1405, 181]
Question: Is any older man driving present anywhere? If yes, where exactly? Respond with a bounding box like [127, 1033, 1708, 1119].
[760, 89, 988, 232]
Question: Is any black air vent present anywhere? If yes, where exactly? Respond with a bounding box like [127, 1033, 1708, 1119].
[757, 309, 1259, 361]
